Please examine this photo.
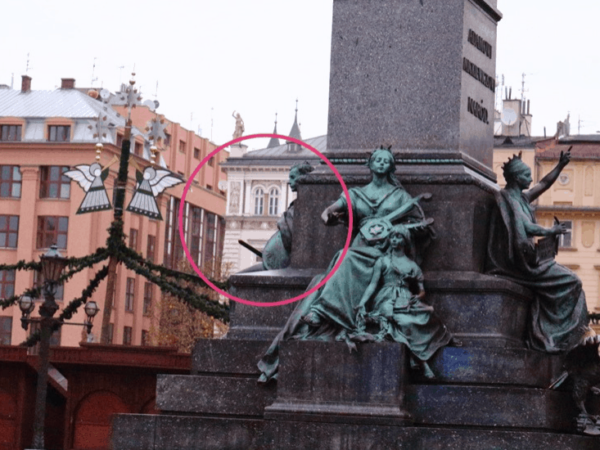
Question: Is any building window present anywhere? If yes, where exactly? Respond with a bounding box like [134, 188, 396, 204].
[107, 323, 114, 344]
[0, 316, 12, 345]
[164, 132, 171, 147]
[37, 216, 68, 249]
[33, 271, 63, 301]
[269, 188, 279, 216]
[0, 215, 18, 248]
[193, 148, 200, 159]
[163, 197, 186, 269]
[208, 157, 214, 167]
[0, 165, 21, 198]
[134, 141, 143, 156]
[0, 270, 15, 300]
[146, 235, 156, 263]
[190, 207, 203, 266]
[179, 140, 186, 153]
[206, 184, 213, 191]
[48, 125, 70, 142]
[40, 166, 70, 199]
[123, 326, 132, 345]
[129, 228, 138, 251]
[141, 330, 150, 346]
[203, 212, 217, 275]
[125, 278, 135, 312]
[143, 282, 153, 316]
[559, 220, 573, 248]
[0, 125, 22, 141]
[254, 188, 264, 215]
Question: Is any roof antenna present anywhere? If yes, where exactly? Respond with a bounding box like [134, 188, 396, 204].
[25, 53, 32, 74]
[91, 57, 98, 86]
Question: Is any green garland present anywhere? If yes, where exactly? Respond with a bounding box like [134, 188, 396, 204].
[58, 265, 109, 322]
[121, 255, 229, 322]
[118, 244, 229, 290]
[0, 286, 43, 310]
[20, 330, 41, 348]
[0, 260, 42, 272]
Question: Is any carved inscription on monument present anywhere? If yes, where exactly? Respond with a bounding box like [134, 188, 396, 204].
[467, 29, 492, 59]
[462, 57, 495, 92]
[467, 97, 489, 124]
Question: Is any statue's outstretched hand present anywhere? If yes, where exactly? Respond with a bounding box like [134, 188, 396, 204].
[558, 147, 572, 168]
[550, 222, 569, 236]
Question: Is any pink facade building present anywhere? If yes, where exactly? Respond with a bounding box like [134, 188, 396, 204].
[0, 76, 227, 347]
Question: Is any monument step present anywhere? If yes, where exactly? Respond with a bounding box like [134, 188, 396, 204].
[111, 414, 600, 450]
[406, 384, 577, 431]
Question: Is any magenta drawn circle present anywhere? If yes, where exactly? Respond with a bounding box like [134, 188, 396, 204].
[178, 133, 353, 307]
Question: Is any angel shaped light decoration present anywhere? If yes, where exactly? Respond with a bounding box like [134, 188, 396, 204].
[126, 164, 183, 220]
[64, 149, 118, 214]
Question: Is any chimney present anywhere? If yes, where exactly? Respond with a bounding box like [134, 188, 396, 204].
[21, 75, 31, 93]
[61, 78, 75, 89]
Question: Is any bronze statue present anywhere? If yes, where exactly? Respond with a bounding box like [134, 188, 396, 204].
[258, 147, 444, 382]
[261, 161, 314, 270]
[486, 149, 588, 353]
[354, 224, 453, 379]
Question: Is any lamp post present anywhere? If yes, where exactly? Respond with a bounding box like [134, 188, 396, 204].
[20, 245, 99, 450]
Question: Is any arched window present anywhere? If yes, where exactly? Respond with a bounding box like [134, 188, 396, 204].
[269, 188, 279, 215]
[254, 188, 264, 215]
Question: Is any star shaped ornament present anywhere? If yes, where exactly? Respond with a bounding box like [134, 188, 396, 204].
[360, 218, 393, 244]
[87, 113, 115, 143]
[146, 115, 167, 145]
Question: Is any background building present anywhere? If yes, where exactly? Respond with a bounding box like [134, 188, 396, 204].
[0, 76, 227, 347]
[221, 113, 322, 273]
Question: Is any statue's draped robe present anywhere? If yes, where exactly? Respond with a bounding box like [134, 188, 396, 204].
[258, 185, 416, 380]
[368, 255, 452, 361]
[262, 201, 295, 270]
[486, 189, 588, 353]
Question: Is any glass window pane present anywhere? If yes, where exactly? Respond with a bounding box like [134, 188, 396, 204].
[0, 183, 9, 197]
[11, 183, 20, 198]
[60, 184, 70, 199]
[13, 167, 21, 181]
[46, 217, 56, 231]
[58, 218, 68, 231]
[8, 233, 17, 248]
[44, 233, 54, 248]
[1, 166, 9, 179]
[49, 185, 58, 198]
[9, 216, 18, 230]
[0, 217, 6, 230]
[6, 271, 14, 282]
[0, 234, 6, 247]
[57, 234, 67, 249]
[50, 166, 59, 180]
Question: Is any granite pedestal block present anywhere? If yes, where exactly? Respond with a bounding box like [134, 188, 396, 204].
[265, 341, 411, 426]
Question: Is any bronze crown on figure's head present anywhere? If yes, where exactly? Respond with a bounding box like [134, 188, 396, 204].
[502, 152, 530, 180]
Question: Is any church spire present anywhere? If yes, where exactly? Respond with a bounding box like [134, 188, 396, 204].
[287, 99, 302, 141]
[267, 113, 280, 148]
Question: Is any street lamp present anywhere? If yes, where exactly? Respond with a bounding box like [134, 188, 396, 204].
[19, 245, 98, 450]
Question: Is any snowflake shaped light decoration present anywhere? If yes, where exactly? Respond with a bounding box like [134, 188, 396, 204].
[116, 73, 142, 112]
[146, 114, 167, 145]
[87, 113, 115, 143]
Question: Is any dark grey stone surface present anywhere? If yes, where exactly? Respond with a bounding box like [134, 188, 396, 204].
[406, 384, 577, 431]
[327, 0, 500, 170]
[111, 414, 264, 450]
[227, 268, 321, 340]
[111, 414, 600, 450]
[191, 339, 269, 375]
[265, 340, 411, 426]
[425, 346, 563, 387]
[156, 374, 275, 416]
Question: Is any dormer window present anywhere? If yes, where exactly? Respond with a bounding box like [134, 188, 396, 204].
[48, 125, 70, 142]
[0, 125, 22, 141]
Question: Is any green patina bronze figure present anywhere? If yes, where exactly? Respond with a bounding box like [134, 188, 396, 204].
[258, 147, 446, 382]
[354, 224, 453, 379]
[261, 161, 314, 270]
[486, 149, 589, 353]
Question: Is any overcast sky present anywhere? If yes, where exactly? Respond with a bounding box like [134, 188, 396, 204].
[1, 1, 598, 149]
